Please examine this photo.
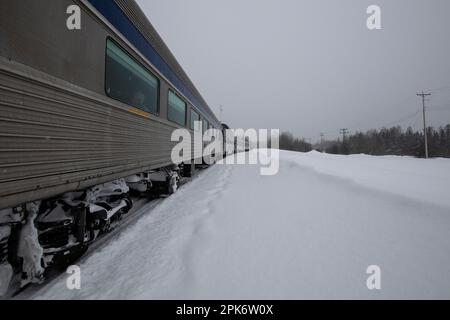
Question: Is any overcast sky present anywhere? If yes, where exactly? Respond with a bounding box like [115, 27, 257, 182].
[136, 0, 450, 141]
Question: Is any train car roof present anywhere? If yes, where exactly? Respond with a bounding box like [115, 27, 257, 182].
[86, 0, 220, 127]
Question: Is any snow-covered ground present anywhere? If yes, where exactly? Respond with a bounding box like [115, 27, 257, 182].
[28, 150, 450, 299]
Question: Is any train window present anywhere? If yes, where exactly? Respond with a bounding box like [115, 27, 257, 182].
[203, 120, 208, 133]
[167, 90, 186, 126]
[105, 39, 159, 115]
[190, 109, 200, 131]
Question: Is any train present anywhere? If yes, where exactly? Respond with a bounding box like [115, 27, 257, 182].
[0, 0, 238, 295]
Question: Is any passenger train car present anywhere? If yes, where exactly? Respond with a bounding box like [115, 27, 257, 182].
[0, 0, 229, 294]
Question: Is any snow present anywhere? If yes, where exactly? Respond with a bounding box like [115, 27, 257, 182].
[28, 150, 450, 299]
[281, 150, 450, 209]
[18, 203, 45, 287]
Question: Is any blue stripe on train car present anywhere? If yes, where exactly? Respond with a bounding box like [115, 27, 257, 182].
[87, 0, 216, 124]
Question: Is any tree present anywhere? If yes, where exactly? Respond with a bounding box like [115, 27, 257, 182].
[279, 132, 312, 152]
[324, 124, 450, 158]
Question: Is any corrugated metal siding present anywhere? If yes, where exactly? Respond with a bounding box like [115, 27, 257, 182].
[0, 0, 222, 209]
[0, 61, 177, 209]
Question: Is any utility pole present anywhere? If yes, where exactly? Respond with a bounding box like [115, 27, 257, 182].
[447, 125, 450, 155]
[320, 133, 324, 147]
[219, 105, 223, 123]
[340, 128, 349, 143]
[417, 92, 431, 158]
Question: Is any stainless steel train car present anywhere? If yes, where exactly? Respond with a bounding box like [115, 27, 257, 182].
[0, 0, 225, 293]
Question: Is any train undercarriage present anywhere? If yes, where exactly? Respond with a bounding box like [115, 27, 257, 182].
[0, 164, 188, 296]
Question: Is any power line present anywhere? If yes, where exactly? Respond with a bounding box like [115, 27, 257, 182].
[345, 95, 417, 131]
[318, 90, 449, 140]
[426, 85, 450, 93]
[428, 104, 450, 111]
[376, 109, 421, 129]
[342, 88, 450, 132]
[320, 108, 422, 140]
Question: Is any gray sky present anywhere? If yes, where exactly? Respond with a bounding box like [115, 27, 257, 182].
[136, 0, 450, 141]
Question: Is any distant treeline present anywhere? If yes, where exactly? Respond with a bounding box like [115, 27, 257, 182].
[278, 124, 450, 158]
[321, 125, 450, 158]
[279, 132, 313, 152]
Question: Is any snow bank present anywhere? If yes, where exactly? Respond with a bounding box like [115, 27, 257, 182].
[282, 151, 450, 209]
